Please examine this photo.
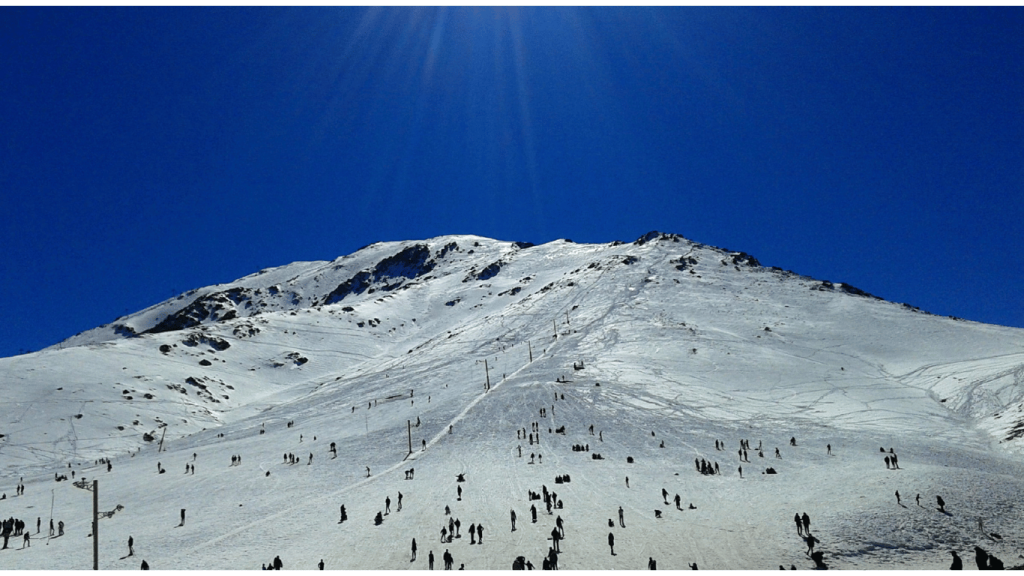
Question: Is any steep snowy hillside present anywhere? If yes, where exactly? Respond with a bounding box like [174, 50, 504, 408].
[1, 232, 1023, 570]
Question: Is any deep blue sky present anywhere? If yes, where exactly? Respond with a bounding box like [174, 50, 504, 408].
[2, 7, 1022, 357]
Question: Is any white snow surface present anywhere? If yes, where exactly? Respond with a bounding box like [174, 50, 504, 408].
[1, 232, 1023, 570]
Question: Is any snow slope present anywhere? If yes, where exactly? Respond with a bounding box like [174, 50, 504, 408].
[1, 231, 1023, 570]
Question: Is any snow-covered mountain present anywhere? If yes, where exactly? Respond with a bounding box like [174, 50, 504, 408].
[2, 232, 1023, 569]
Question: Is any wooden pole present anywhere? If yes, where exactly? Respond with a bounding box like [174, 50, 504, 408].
[528, 341, 533, 363]
[158, 427, 166, 452]
[484, 360, 490, 390]
[407, 420, 412, 454]
[93, 480, 98, 570]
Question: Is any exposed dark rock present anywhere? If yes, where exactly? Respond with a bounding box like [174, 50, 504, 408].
[435, 241, 459, 259]
[730, 252, 761, 267]
[199, 359, 212, 366]
[182, 333, 231, 351]
[113, 324, 138, 338]
[323, 244, 436, 305]
[499, 286, 522, 297]
[622, 256, 640, 265]
[513, 241, 535, 249]
[159, 344, 172, 354]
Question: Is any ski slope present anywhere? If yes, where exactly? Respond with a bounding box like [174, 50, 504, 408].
[1, 232, 1023, 569]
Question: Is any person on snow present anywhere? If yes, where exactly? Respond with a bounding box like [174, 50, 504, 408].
[895, 490, 901, 505]
[398, 492, 403, 512]
[949, 550, 963, 570]
[128, 535, 134, 556]
[140, 560, 149, 570]
[273, 555, 283, 570]
[469, 523, 476, 545]
[608, 532, 615, 555]
[429, 550, 434, 570]
[318, 559, 325, 570]
[805, 533, 819, 555]
[386, 496, 391, 515]
[411, 538, 417, 562]
[937, 495, 946, 513]
[511, 509, 517, 532]
[801, 512, 810, 535]
[531, 504, 538, 523]
[550, 527, 561, 552]
[675, 494, 682, 510]
[649, 557, 657, 570]
[795, 513, 803, 536]
[476, 523, 483, 544]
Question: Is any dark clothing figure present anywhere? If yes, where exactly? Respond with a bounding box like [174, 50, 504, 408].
[801, 513, 810, 535]
[412, 538, 417, 561]
[949, 551, 962, 570]
[273, 556, 283, 570]
[649, 557, 657, 570]
[180, 509, 186, 526]
[469, 524, 476, 545]
[319, 560, 325, 570]
[429, 551, 435, 570]
[885, 456, 891, 469]
[795, 513, 803, 536]
[826, 444, 831, 455]
[476, 524, 483, 543]
[916, 494, 920, 507]
[531, 504, 538, 523]
[511, 509, 517, 531]
[974, 547, 988, 570]
[618, 506, 625, 528]
[128, 535, 134, 556]
[805, 534, 818, 555]
[810, 551, 827, 569]
[895, 491, 901, 505]
[608, 532, 615, 555]
[937, 495, 946, 513]
[141, 560, 149, 570]
[386, 497, 391, 514]
[444, 549, 453, 570]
